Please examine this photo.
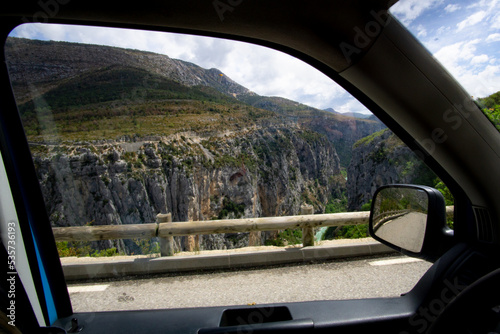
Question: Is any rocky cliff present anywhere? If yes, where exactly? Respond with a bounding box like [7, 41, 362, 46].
[34, 126, 342, 253]
[239, 95, 386, 167]
[346, 129, 436, 211]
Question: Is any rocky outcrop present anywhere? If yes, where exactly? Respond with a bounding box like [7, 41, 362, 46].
[239, 94, 386, 167]
[304, 114, 385, 166]
[346, 129, 436, 211]
[35, 126, 342, 253]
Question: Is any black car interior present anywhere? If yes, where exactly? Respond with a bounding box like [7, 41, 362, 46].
[1, 1, 499, 333]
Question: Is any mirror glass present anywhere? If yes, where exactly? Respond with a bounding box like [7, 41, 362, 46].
[371, 187, 428, 253]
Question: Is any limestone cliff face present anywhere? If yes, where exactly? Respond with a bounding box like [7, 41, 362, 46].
[346, 129, 436, 211]
[239, 94, 386, 167]
[304, 115, 386, 167]
[34, 126, 341, 253]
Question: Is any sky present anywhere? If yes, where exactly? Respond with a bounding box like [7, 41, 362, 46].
[9, 0, 500, 114]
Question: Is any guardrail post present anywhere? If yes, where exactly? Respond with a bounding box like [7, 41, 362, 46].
[301, 204, 314, 247]
[157, 213, 174, 256]
[248, 231, 261, 246]
[186, 235, 200, 252]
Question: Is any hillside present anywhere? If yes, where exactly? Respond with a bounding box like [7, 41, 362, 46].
[6, 37, 385, 254]
[5, 38, 252, 104]
[347, 129, 437, 211]
[6, 37, 384, 165]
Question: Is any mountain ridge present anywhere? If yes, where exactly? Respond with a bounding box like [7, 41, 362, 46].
[324, 107, 373, 120]
[6, 37, 385, 166]
[6, 38, 253, 99]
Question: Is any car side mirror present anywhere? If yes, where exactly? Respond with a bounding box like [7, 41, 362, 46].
[369, 184, 453, 262]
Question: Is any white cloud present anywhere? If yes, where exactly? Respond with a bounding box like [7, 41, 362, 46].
[486, 33, 500, 42]
[416, 25, 427, 37]
[444, 4, 460, 12]
[456, 11, 488, 31]
[467, 0, 499, 11]
[435, 25, 449, 37]
[492, 12, 500, 29]
[458, 65, 500, 98]
[193, 39, 347, 110]
[390, 0, 442, 25]
[434, 39, 481, 71]
[471, 54, 489, 64]
[434, 39, 499, 97]
[10, 24, 37, 39]
[334, 98, 370, 114]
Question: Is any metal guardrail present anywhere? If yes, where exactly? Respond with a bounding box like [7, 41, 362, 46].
[52, 206, 454, 256]
[372, 209, 411, 225]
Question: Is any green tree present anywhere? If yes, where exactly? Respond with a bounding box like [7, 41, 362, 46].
[476, 91, 500, 132]
[482, 105, 500, 132]
[434, 179, 454, 206]
[360, 200, 372, 211]
[325, 193, 348, 214]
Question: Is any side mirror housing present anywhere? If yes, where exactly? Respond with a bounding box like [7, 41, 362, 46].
[369, 184, 453, 262]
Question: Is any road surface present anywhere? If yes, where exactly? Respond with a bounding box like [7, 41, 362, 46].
[375, 212, 427, 252]
[68, 254, 432, 312]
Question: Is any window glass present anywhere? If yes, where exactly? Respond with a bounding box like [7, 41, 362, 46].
[5, 23, 449, 312]
[391, 0, 500, 132]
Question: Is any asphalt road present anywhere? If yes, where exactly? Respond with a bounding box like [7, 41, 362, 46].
[375, 212, 427, 252]
[68, 254, 432, 312]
